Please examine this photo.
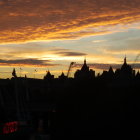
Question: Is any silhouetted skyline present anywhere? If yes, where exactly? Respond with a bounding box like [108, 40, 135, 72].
[8, 57, 139, 80]
[0, 1, 140, 139]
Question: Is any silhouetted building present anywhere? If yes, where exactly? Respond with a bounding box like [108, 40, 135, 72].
[121, 57, 132, 75]
[115, 68, 121, 77]
[118, 57, 133, 80]
[108, 66, 114, 75]
[132, 70, 136, 77]
[136, 71, 140, 79]
[44, 71, 54, 80]
[58, 72, 67, 80]
[74, 59, 95, 80]
[101, 70, 108, 77]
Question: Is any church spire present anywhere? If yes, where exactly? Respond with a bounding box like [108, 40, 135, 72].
[84, 56, 86, 64]
[124, 55, 127, 64]
[81, 57, 89, 71]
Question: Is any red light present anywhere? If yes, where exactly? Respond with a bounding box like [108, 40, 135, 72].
[3, 121, 18, 134]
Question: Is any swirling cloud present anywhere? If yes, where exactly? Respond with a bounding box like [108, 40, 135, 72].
[0, 0, 140, 43]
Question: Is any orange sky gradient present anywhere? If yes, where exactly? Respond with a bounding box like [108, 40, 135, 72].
[0, 0, 140, 78]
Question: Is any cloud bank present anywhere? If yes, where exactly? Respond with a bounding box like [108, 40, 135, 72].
[0, 58, 57, 67]
[0, 0, 140, 43]
[75, 63, 140, 70]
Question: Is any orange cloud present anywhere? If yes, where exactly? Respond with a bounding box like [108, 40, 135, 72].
[0, 0, 140, 44]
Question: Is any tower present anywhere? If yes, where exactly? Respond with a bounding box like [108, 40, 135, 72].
[120, 56, 133, 79]
[74, 58, 95, 79]
[81, 58, 89, 72]
[84, 58, 86, 64]
[124, 56, 127, 65]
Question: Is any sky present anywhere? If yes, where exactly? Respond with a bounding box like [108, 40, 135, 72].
[0, 0, 140, 79]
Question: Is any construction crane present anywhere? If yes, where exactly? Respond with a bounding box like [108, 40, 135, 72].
[67, 62, 76, 78]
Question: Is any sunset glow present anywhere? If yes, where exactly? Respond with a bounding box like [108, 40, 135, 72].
[0, 0, 140, 79]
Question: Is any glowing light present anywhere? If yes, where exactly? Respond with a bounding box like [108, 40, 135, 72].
[2, 121, 19, 134]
